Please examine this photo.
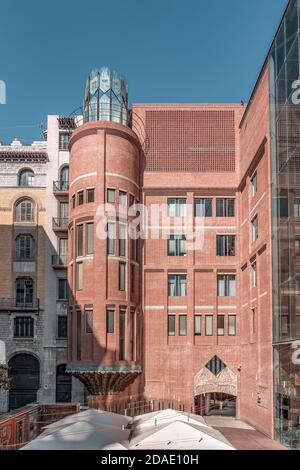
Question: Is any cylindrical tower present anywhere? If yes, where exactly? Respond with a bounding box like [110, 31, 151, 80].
[67, 68, 142, 409]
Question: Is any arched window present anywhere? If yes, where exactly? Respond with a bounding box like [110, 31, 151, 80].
[16, 277, 34, 307]
[19, 169, 34, 187]
[15, 199, 35, 222]
[16, 235, 35, 260]
[60, 166, 69, 191]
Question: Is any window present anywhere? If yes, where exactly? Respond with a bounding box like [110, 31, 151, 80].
[119, 191, 127, 207]
[216, 199, 235, 217]
[71, 195, 75, 209]
[228, 315, 236, 336]
[168, 198, 186, 217]
[129, 194, 135, 207]
[107, 222, 116, 255]
[59, 201, 68, 222]
[194, 198, 212, 217]
[167, 235, 186, 256]
[251, 173, 257, 197]
[76, 262, 83, 291]
[168, 315, 176, 336]
[119, 311, 126, 360]
[57, 316, 67, 338]
[77, 225, 83, 257]
[58, 238, 68, 264]
[77, 191, 84, 206]
[58, 279, 68, 300]
[252, 216, 258, 242]
[60, 166, 69, 190]
[16, 277, 34, 307]
[216, 235, 236, 256]
[179, 315, 187, 336]
[294, 198, 300, 217]
[85, 309, 93, 334]
[19, 169, 34, 187]
[119, 262, 126, 291]
[76, 311, 81, 361]
[86, 188, 95, 203]
[107, 188, 116, 203]
[252, 261, 257, 288]
[16, 235, 35, 260]
[59, 133, 70, 150]
[217, 275, 236, 297]
[168, 274, 187, 297]
[14, 317, 34, 338]
[205, 315, 213, 336]
[217, 315, 225, 336]
[296, 238, 300, 255]
[205, 356, 226, 375]
[119, 223, 126, 257]
[130, 310, 135, 361]
[86, 223, 94, 255]
[106, 309, 115, 334]
[252, 309, 256, 334]
[15, 199, 35, 222]
[131, 238, 135, 261]
[130, 265, 135, 293]
[194, 315, 202, 336]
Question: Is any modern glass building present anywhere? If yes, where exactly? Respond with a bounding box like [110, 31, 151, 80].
[269, 0, 300, 449]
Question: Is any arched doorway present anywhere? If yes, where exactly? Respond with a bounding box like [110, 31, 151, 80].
[195, 393, 236, 416]
[56, 364, 72, 403]
[8, 354, 40, 410]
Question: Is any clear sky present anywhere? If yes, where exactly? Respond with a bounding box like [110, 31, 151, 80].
[0, 0, 288, 144]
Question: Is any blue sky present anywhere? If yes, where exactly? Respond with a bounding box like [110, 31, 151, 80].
[0, 0, 288, 144]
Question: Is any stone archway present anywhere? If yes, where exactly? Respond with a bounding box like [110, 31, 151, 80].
[194, 365, 237, 397]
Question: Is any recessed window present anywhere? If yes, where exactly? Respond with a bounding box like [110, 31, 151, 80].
[119, 223, 126, 257]
[107, 222, 116, 255]
[179, 315, 187, 336]
[228, 315, 236, 336]
[57, 316, 67, 338]
[106, 309, 115, 334]
[130, 265, 135, 293]
[168, 198, 186, 217]
[251, 309, 256, 334]
[216, 235, 236, 256]
[119, 262, 126, 291]
[119, 191, 127, 207]
[294, 198, 300, 217]
[77, 191, 84, 206]
[168, 274, 187, 297]
[119, 311, 126, 360]
[130, 310, 135, 361]
[19, 169, 34, 187]
[86, 223, 94, 255]
[295, 238, 300, 255]
[85, 309, 93, 334]
[59, 166, 69, 190]
[194, 315, 202, 336]
[58, 279, 68, 300]
[59, 133, 70, 150]
[205, 356, 226, 375]
[217, 275, 236, 297]
[216, 199, 235, 217]
[14, 316, 34, 338]
[86, 188, 95, 203]
[251, 173, 257, 197]
[205, 315, 213, 336]
[168, 315, 176, 336]
[77, 225, 83, 257]
[252, 215, 258, 242]
[107, 188, 116, 203]
[217, 315, 225, 336]
[16, 277, 34, 307]
[168, 235, 186, 257]
[15, 199, 35, 223]
[194, 198, 212, 217]
[16, 235, 35, 261]
[71, 195, 75, 209]
[129, 194, 135, 207]
[252, 261, 257, 288]
[76, 262, 83, 291]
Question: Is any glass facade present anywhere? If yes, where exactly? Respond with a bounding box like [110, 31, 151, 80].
[269, 0, 300, 449]
[83, 67, 129, 125]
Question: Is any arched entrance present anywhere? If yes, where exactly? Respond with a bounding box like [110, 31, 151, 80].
[56, 364, 72, 403]
[194, 392, 236, 416]
[8, 354, 40, 410]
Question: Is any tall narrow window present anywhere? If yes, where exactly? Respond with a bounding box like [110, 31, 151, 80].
[228, 315, 236, 336]
[59, 202, 69, 224]
[216, 199, 235, 217]
[76, 310, 81, 360]
[77, 225, 83, 257]
[168, 274, 187, 297]
[251, 173, 257, 197]
[194, 315, 202, 336]
[205, 315, 213, 336]
[85, 308, 93, 334]
[16, 277, 34, 307]
[58, 238, 68, 265]
[167, 235, 186, 256]
[86, 188, 95, 203]
[217, 315, 225, 336]
[119, 223, 126, 257]
[71, 195, 76, 209]
[86, 223, 94, 255]
[252, 309, 256, 334]
[106, 309, 115, 334]
[216, 235, 236, 256]
[77, 191, 84, 206]
[107, 188, 116, 203]
[252, 216, 258, 242]
[58, 278, 68, 300]
[59, 133, 70, 150]
[119, 262, 126, 291]
[19, 169, 34, 187]
[130, 310, 135, 361]
[57, 316, 68, 338]
[119, 191, 127, 207]
[107, 222, 116, 255]
[119, 310, 126, 360]
[194, 198, 212, 217]
[76, 262, 83, 291]
[217, 275, 236, 297]
[168, 315, 176, 336]
[14, 317, 34, 338]
[168, 198, 186, 217]
[130, 265, 135, 293]
[252, 261, 257, 288]
[179, 315, 187, 336]
[16, 235, 35, 260]
[15, 199, 35, 222]
[60, 166, 69, 191]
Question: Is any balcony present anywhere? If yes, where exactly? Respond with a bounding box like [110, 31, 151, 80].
[0, 298, 39, 312]
[53, 180, 69, 195]
[52, 255, 68, 269]
[53, 217, 68, 232]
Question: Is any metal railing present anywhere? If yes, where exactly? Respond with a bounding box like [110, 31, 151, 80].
[52, 218, 68, 230]
[53, 180, 69, 192]
[52, 255, 68, 267]
[0, 298, 39, 310]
